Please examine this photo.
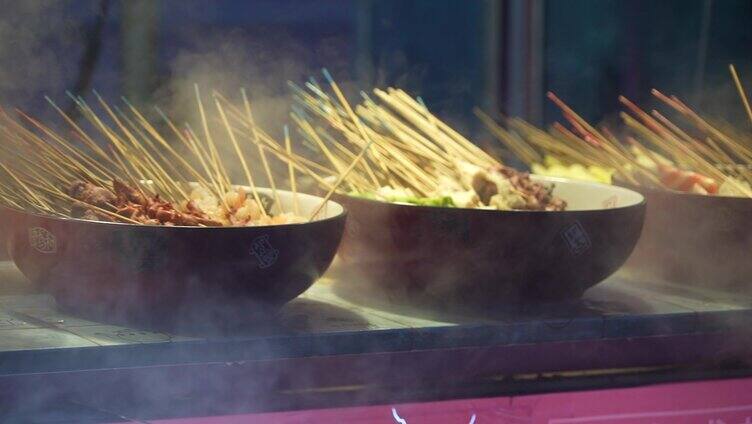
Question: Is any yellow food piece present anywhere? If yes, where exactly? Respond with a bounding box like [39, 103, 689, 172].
[235, 202, 262, 222]
[628, 146, 674, 170]
[188, 186, 301, 225]
[718, 176, 752, 198]
[531, 156, 614, 184]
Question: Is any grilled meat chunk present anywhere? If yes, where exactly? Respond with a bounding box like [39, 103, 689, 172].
[67, 180, 117, 210]
[66, 179, 222, 226]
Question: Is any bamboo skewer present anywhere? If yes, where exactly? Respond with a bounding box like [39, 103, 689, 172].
[113, 104, 193, 195]
[110, 147, 153, 199]
[730, 64, 752, 126]
[151, 107, 223, 195]
[287, 71, 519, 199]
[621, 112, 724, 181]
[474, 108, 541, 166]
[258, 145, 281, 213]
[284, 126, 300, 216]
[125, 102, 212, 189]
[195, 85, 231, 195]
[0, 163, 55, 212]
[212, 91, 344, 198]
[309, 138, 375, 221]
[10, 68, 751, 224]
[211, 93, 339, 178]
[47, 96, 113, 166]
[88, 93, 186, 200]
[96, 101, 184, 199]
[184, 122, 226, 201]
[0, 87, 325, 225]
[239, 89, 285, 211]
[509, 118, 599, 166]
[291, 112, 349, 181]
[321, 70, 382, 188]
[0, 115, 78, 183]
[17, 111, 114, 184]
[30, 180, 143, 224]
[392, 88, 497, 166]
[214, 98, 267, 216]
[654, 89, 752, 162]
[548, 92, 637, 184]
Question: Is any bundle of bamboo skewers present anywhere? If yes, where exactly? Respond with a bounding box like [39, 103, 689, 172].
[0, 85, 352, 225]
[224, 70, 568, 212]
[479, 65, 752, 197]
[281, 70, 499, 198]
[11, 62, 743, 225]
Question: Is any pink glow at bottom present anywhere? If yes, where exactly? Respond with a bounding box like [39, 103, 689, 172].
[150, 377, 752, 424]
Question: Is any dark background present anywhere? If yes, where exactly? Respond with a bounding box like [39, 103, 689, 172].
[545, 0, 752, 126]
[0, 0, 750, 138]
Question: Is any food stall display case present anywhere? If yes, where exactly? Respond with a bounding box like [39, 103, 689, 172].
[1, 1, 752, 423]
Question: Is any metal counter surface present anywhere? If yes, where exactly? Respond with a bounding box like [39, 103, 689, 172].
[0, 260, 750, 375]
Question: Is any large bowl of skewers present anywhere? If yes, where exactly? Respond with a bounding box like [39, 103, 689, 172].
[479, 67, 752, 290]
[0, 91, 345, 329]
[268, 74, 646, 305]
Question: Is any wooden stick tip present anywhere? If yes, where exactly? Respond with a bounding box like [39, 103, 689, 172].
[321, 68, 334, 84]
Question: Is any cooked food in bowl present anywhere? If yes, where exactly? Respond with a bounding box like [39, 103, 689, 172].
[1, 187, 345, 328]
[275, 71, 574, 214]
[477, 86, 752, 199]
[0, 87, 320, 229]
[0, 89, 343, 328]
[335, 177, 645, 304]
[477, 71, 752, 290]
[66, 178, 303, 226]
[226, 72, 646, 304]
[353, 160, 566, 211]
[530, 155, 615, 184]
[186, 184, 302, 225]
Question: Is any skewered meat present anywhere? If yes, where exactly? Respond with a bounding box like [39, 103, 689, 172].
[67, 180, 222, 226]
[658, 164, 718, 195]
[462, 162, 567, 211]
[67, 181, 117, 209]
[113, 179, 147, 205]
[67, 180, 118, 221]
[494, 165, 567, 211]
[65, 179, 303, 226]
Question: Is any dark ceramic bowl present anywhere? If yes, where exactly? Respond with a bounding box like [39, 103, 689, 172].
[619, 186, 752, 290]
[0, 188, 346, 328]
[335, 176, 645, 305]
